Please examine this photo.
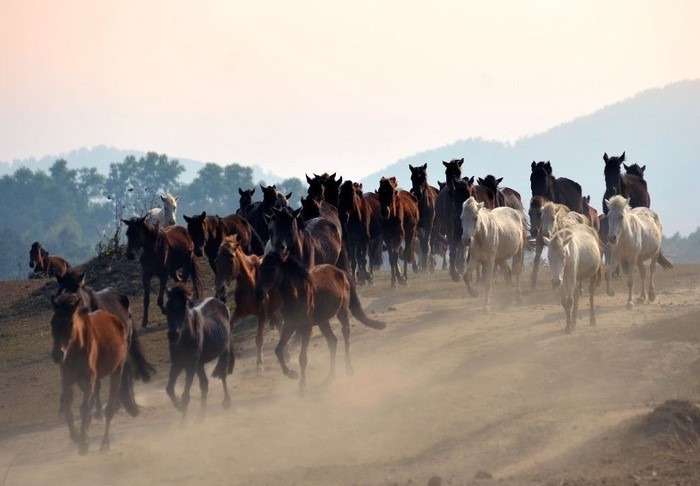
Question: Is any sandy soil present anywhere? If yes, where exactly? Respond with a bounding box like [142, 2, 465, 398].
[1, 263, 700, 485]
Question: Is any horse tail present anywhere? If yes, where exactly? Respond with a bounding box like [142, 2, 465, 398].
[657, 252, 673, 269]
[189, 256, 202, 298]
[249, 227, 265, 256]
[119, 364, 140, 417]
[348, 282, 385, 329]
[129, 329, 156, 382]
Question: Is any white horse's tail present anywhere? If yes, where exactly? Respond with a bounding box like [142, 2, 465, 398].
[657, 252, 673, 269]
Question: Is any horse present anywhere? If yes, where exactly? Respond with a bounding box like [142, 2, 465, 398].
[362, 191, 385, 279]
[145, 192, 179, 227]
[50, 293, 138, 454]
[377, 177, 419, 287]
[305, 173, 343, 231]
[605, 195, 672, 308]
[215, 235, 279, 373]
[184, 211, 264, 271]
[338, 180, 372, 284]
[256, 251, 385, 393]
[435, 159, 469, 280]
[237, 188, 256, 216]
[602, 152, 651, 213]
[582, 195, 600, 233]
[122, 216, 201, 328]
[460, 197, 527, 310]
[164, 286, 234, 417]
[29, 242, 70, 279]
[409, 163, 439, 272]
[543, 224, 603, 333]
[476, 175, 524, 211]
[530, 161, 584, 213]
[244, 184, 290, 246]
[267, 206, 346, 271]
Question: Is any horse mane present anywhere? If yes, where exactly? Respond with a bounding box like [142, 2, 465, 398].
[606, 195, 629, 212]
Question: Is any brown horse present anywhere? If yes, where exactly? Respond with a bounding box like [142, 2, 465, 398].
[582, 195, 600, 234]
[237, 187, 256, 215]
[184, 211, 264, 270]
[51, 293, 138, 454]
[377, 177, 419, 287]
[362, 191, 384, 279]
[602, 152, 651, 213]
[267, 206, 346, 270]
[257, 251, 385, 393]
[476, 175, 524, 211]
[122, 217, 201, 328]
[338, 180, 372, 284]
[409, 163, 439, 272]
[305, 173, 343, 231]
[29, 242, 70, 279]
[215, 235, 280, 373]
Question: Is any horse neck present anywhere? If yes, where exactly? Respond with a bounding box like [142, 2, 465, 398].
[605, 170, 622, 193]
[206, 217, 223, 245]
[70, 309, 91, 353]
[235, 250, 258, 291]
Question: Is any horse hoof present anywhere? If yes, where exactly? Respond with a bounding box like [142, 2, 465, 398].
[256, 365, 264, 376]
[286, 369, 299, 380]
[606, 290, 615, 297]
[223, 397, 232, 410]
[78, 442, 89, 455]
[626, 302, 634, 310]
[100, 440, 110, 453]
[636, 297, 646, 305]
[649, 293, 656, 302]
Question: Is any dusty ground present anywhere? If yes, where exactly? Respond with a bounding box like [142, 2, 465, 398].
[1, 262, 700, 485]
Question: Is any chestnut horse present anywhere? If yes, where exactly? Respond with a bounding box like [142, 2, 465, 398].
[376, 177, 419, 287]
[215, 235, 280, 373]
[164, 286, 234, 417]
[51, 293, 138, 454]
[409, 163, 440, 272]
[338, 180, 372, 284]
[257, 251, 385, 393]
[29, 242, 70, 279]
[184, 211, 264, 270]
[122, 216, 201, 328]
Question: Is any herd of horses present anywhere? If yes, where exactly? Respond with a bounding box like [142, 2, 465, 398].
[28, 151, 672, 453]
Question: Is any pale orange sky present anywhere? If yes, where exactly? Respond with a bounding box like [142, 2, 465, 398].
[1, 0, 698, 178]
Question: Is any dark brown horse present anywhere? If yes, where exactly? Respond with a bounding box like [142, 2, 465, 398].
[362, 191, 384, 279]
[602, 152, 651, 213]
[530, 161, 583, 213]
[122, 217, 201, 328]
[51, 294, 138, 453]
[267, 206, 346, 270]
[164, 286, 234, 417]
[435, 159, 467, 280]
[377, 177, 419, 287]
[305, 173, 343, 231]
[409, 163, 439, 272]
[236, 188, 256, 215]
[244, 184, 290, 246]
[476, 175, 524, 211]
[582, 195, 600, 234]
[256, 251, 385, 393]
[184, 211, 264, 270]
[29, 242, 70, 279]
[338, 180, 372, 284]
[215, 235, 280, 373]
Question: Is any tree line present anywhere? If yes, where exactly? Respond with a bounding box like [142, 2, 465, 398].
[0, 152, 304, 279]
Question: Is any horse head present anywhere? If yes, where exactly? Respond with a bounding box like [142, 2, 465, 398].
[442, 158, 463, 183]
[183, 211, 208, 257]
[377, 177, 399, 220]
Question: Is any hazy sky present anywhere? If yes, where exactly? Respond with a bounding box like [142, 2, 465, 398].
[1, 0, 699, 178]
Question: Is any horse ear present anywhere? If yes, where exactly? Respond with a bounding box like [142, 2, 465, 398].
[641, 165, 646, 174]
[160, 194, 166, 202]
[264, 213, 272, 225]
[336, 177, 343, 186]
[468, 176, 475, 185]
[121, 218, 131, 225]
[620, 151, 626, 162]
[238, 188, 244, 196]
[251, 187, 255, 194]
[292, 207, 302, 219]
[458, 159, 464, 166]
[623, 163, 630, 171]
[421, 163, 427, 170]
[409, 164, 415, 172]
[477, 177, 485, 186]
[496, 177, 503, 185]
[603, 153, 609, 162]
[183, 215, 191, 223]
[604, 198, 611, 208]
[260, 184, 266, 191]
[442, 161, 449, 167]
[531, 161, 536, 169]
[306, 174, 313, 184]
[200, 211, 206, 218]
[285, 192, 292, 199]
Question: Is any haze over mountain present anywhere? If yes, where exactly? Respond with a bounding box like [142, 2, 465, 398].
[362, 80, 700, 236]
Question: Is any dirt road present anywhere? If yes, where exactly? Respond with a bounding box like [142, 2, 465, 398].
[1, 265, 699, 485]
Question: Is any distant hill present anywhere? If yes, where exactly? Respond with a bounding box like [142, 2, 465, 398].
[362, 80, 700, 235]
[0, 145, 283, 185]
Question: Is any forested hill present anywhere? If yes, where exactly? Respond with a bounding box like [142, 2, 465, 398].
[362, 80, 700, 236]
[0, 153, 304, 279]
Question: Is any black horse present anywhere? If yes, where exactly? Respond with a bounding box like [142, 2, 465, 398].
[602, 152, 651, 213]
[530, 161, 583, 213]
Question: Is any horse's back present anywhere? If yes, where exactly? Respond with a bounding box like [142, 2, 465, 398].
[194, 298, 231, 360]
[87, 310, 129, 376]
[310, 265, 347, 318]
[305, 217, 343, 265]
[569, 225, 603, 278]
[91, 287, 132, 331]
[398, 190, 419, 222]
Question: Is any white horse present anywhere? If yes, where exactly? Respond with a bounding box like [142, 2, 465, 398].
[145, 193, 178, 227]
[540, 201, 590, 239]
[544, 224, 603, 332]
[605, 195, 671, 308]
[460, 197, 527, 309]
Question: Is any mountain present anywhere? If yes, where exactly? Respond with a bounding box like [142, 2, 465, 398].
[0, 145, 284, 185]
[362, 80, 700, 236]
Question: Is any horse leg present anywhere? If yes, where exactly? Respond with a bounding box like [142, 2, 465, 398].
[463, 254, 478, 298]
[317, 320, 338, 385]
[100, 368, 122, 452]
[589, 276, 597, 326]
[157, 273, 167, 313]
[298, 324, 312, 395]
[562, 291, 573, 333]
[388, 248, 398, 288]
[255, 312, 266, 375]
[648, 255, 657, 302]
[531, 240, 543, 289]
[636, 259, 647, 304]
[513, 252, 523, 304]
[622, 260, 634, 309]
[220, 342, 233, 409]
[196, 364, 209, 417]
[337, 308, 353, 376]
[572, 282, 581, 331]
[78, 376, 96, 454]
[180, 365, 196, 419]
[484, 258, 495, 312]
[166, 362, 183, 410]
[61, 373, 79, 444]
[93, 379, 103, 419]
[142, 273, 152, 328]
[275, 320, 298, 379]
